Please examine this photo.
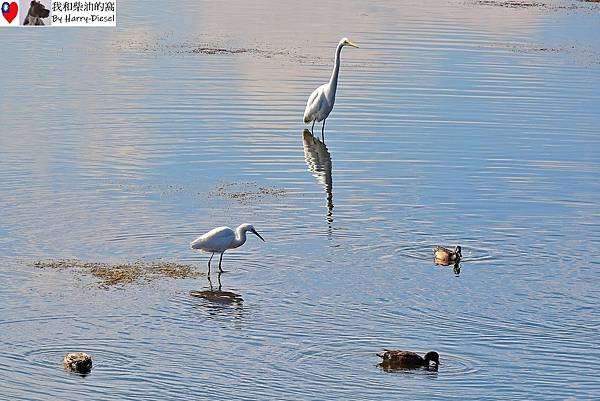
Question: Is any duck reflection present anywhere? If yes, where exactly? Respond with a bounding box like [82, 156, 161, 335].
[379, 363, 440, 376]
[378, 361, 440, 374]
[189, 272, 243, 306]
[433, 259, 461, 276]
[453, 263, 460, 276]
[302, 129, 333, 223]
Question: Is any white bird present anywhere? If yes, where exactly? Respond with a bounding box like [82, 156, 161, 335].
[303, 37, 359, 140]
[190, 224, 265, 274]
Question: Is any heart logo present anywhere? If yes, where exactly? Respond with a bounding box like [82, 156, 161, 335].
[1, 1, 18, 24]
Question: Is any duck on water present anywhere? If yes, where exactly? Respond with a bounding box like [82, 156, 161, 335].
[377, 350, 440, 371]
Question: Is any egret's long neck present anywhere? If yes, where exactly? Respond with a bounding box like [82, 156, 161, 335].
[231, 227, 248, 249]
[328, 43, 344, 95]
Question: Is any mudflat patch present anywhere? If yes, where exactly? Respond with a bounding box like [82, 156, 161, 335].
[470, 0, 600, 9]
[471, 0, 546, 8]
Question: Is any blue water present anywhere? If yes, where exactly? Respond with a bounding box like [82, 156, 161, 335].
[1, 0, 600, 399]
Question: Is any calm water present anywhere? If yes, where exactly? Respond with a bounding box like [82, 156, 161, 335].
[1, 0, 600, 399]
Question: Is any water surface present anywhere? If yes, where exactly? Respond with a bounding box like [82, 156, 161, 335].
[1, 0, 600, 399]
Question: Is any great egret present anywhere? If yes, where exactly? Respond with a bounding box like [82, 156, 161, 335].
[377, 350, 440, 371]
[190, 223, 265, 274]
[303, 37, 359, 139]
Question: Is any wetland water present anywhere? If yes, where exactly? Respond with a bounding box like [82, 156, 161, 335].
[1, 0, 600, 399]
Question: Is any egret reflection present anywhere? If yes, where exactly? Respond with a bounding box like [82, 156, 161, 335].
[189, 272, 243, 306]
[302, 129, 333, 223]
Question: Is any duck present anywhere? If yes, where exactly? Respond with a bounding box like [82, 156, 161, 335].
[377, 350, 439, 370]
[63, 352, 93, 374]
[433, 245, 462, 265]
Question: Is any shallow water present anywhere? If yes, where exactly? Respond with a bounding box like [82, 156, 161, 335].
[1, 0, 600, 399]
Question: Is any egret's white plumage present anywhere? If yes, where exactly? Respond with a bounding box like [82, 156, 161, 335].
[303, 37, 359, 139]
[190, 223, 265, 273]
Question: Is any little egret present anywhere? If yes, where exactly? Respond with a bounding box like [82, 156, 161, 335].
[303, 37, 359, 140]
[190, 224, 265, 274]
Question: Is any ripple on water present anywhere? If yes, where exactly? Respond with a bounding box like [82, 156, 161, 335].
[0, 327, 147, 399]
[21, 341, 137, 374]
[358, 237, 498, 270]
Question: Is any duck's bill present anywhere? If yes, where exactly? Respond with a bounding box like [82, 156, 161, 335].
[252, 229, 265, 242]
[428, 361, 440, 371]
[346, 40, 359, 48]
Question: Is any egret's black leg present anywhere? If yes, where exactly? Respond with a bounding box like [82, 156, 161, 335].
[311, 120, 316, 132]
[218, 252, 224, 273]
[321, 119, 326, 141]
[207, 252, 214, 275]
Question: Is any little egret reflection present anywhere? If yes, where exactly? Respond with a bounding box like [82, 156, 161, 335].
[190, 224, 265, 274]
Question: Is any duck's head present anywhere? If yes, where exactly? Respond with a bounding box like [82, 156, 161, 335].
[340, 37, 359, 48]
[424, 351, 440, 368]
[454, 245, 462, 258]
[239, 224, 265, 242]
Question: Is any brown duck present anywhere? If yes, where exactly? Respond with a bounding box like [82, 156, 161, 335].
[63, 352, 92, 374]
[377, 350, 439, 370]
[433, 245, 462, 265]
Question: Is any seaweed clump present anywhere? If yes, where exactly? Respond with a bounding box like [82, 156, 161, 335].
[34, 259, 200, 288]
[209, 182, 286, 204]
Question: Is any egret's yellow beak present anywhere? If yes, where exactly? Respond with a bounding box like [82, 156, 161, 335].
[346, 40, 359, 48]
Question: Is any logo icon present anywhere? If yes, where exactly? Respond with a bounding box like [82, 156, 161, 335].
[2, 1, 18, 23]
